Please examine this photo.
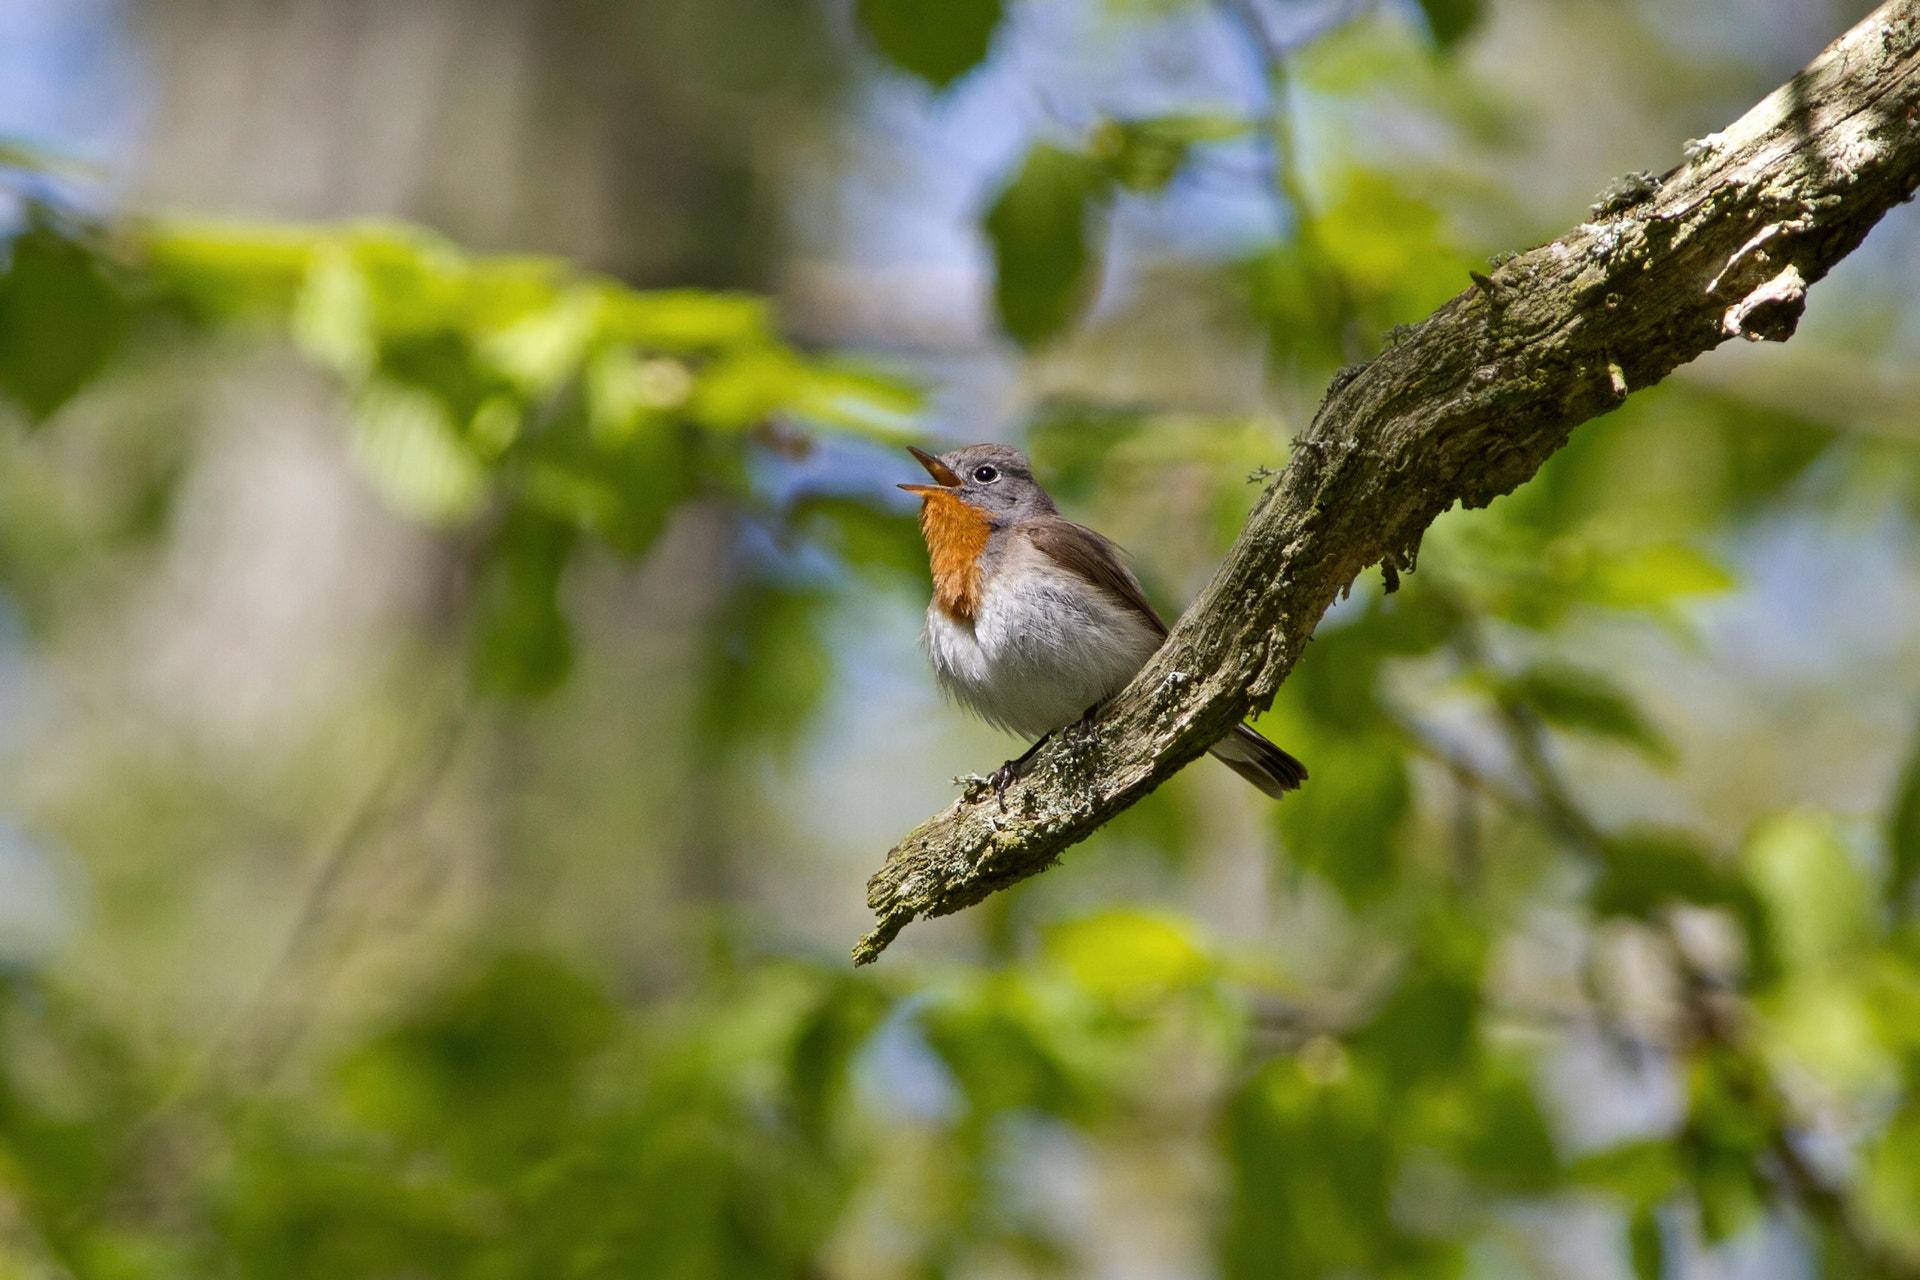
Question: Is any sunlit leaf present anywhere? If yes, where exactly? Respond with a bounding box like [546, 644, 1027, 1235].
[1587, 542, 1733, 610]
[350, 380, 488, 524]
[920, 977, 1097, 1123]
[855, 0, 1005, 88]
[1769, 979, 1894, 1094]
[984, 145, 1109, 348]
[292, 241, 375, 378]
[587, 347, 686, 445]
[788, 361, 921, 440]
[0, 224, 126, 422]
[1743, 810, 1876, 978]
[477, 286, 601, 397]
[687, 346, 808, 431]
[1044, 909, 1211, 1003]
[600, 288, 771, 350]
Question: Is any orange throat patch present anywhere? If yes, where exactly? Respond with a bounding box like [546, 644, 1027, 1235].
[915, 491, 991, 623]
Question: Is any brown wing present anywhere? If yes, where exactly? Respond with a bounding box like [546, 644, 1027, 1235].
[1024, 516, 1168, 640]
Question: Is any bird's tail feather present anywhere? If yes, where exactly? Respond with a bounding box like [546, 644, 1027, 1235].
[1207, 723, 1308, 799]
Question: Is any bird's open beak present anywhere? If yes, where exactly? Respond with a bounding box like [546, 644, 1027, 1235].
[898, 446, 962, 495]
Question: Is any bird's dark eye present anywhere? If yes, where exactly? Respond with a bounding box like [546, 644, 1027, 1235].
[973, 465, 999, 483]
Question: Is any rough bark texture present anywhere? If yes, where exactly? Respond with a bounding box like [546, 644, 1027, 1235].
[855, 0, 1920, 965]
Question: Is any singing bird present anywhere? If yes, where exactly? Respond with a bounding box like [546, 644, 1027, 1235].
[898, 443, 1307, 799]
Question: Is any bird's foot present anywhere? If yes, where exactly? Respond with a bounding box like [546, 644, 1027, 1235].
[976, 735, 1051, 812]
[1066, 702, 1104, 750]
[988, 759, 1022, 812]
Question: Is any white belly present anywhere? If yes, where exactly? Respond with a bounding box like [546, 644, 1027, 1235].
[925, 560, 1162, 740]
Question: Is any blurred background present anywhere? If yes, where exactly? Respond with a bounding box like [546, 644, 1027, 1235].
[2, 0, 1919, 1276]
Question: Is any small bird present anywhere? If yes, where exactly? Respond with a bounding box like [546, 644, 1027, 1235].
[899, 443, 1307, 800]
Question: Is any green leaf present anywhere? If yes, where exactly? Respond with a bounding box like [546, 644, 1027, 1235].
[984, 145, 1109, 348]
[1587, 543, 1733, 610]
[854, 0, 1005, 88]
[687, 346, 807, 431]
[1888, 720, 1920, 919]
[1500, 664, 1673, 763]
[144, 220, 314, 321]
[335, 951, 614, 1164]
[1222, 1057, 1459, 1280]
[1685, 1048, 1774, 1242]
[1743, 810, 1876, 978]
[1025, 399, 1153, 503]
[1088, 115, 1249, 194]
[476, 286, 600, 397]
[1567, 1141, 1681, 1206]
[518, 405, 690, 559]
[1591, 834, 1731, 918]
[1628, 1205, 1663, 1280]
[292, 241, 375, 378]
[1275, 733, 1409, 905]
[0, 224, 126, 422]
[1416, 0, 1480, 49]
[472, 509, 577, 698]
[1589, 832, 1779, 986]
[788, 360, 922, 440]
[1241, 241, 1350, 372]
[700, 584, 833, 755]
[350, 380, 489, 525]
[1352, 966, 1476, 1091]
[599, 288, 771, 350]
[793, 496, 926, 580]
[786, 976, 888, 1146]
[1861, 1096, 1920, 1258]
[1443, 1066, 1561, 1194]
[1043, 909, 1211, 1003]
[920, 977, 1095, 1123]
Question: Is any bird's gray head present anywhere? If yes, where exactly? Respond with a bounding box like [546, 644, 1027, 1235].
[900, 444, 1057, 521]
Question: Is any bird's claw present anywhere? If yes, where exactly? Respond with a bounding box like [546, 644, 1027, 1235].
[1067, 704, 1103, 750]
[988, 760, 1020, 812]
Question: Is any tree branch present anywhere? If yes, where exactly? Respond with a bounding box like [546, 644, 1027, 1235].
[855, 1, 1920, 965]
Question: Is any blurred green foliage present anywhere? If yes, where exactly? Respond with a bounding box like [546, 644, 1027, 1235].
[1, 215, 914, 694]
[856, 0, 1006, 88]
[5, 1, 1920, 1277]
